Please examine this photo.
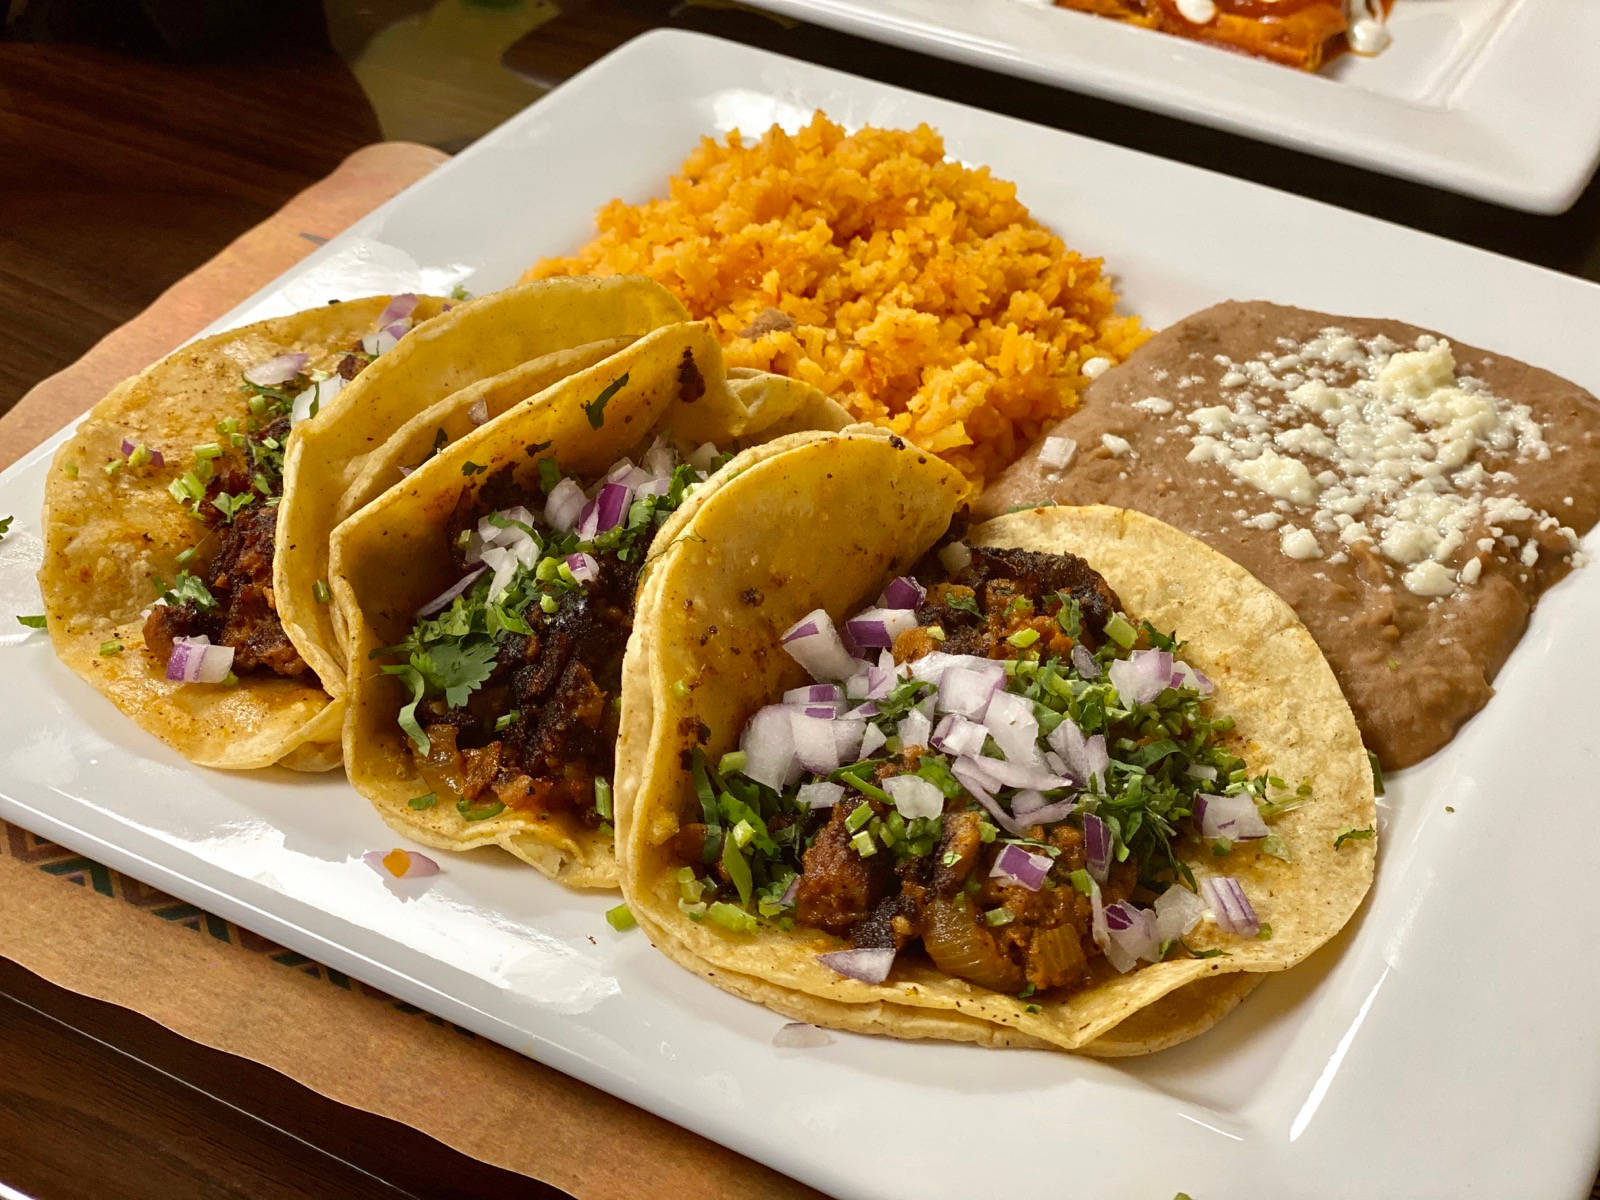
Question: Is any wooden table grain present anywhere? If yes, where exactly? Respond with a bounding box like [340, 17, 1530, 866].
[2, 2, 1598, 1197]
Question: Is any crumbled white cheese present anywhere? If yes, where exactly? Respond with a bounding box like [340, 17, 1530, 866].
[1081, 355, 1113, 380]
[1176, 328, 1575, 595]
[1100, 433, 1132, 458]
[1459, 557, 1483, 585]
[1038, 436, 1077, 470]
[1241, 511, 1283, 531]
[1279, 525, 1322, 560]
[1134, 396, 1174, 415]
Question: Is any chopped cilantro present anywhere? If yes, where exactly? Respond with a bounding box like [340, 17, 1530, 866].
[1367, 750, 1385, 796]
[1181, 942, 1227, 959]
[154, 570, 218, 612]
[536, 457, 561, 493]
[449, 283, 473, 301]
[1260, 835, 1292, 862]
[494, 709, 521, 732]
[943, 592, 980, 617]
[63, 461, 78, 479]
[455, 797, 505, 822]
[16, 614, 46, 629]
[0, 515, 11, 539]
[99, 639, 123, 656]
[1007, 628, 1040, 649]
[1334, 826, 1375, 850]
[594, 776, 613, 822]
[313, 579, 331, 604]
[605, 903, 637, 931]
[1104, 612, 1136, 648]
[583, 373, 629, 429]
[407, 792, 438, 810]
[1256, 923, 1274, 940]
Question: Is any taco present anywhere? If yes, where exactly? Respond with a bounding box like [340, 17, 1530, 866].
[277, 275, 692, 694]
[332, 322, 850, 887]
[616, 428, 1376, 1053]
[37, 294, 449, 771]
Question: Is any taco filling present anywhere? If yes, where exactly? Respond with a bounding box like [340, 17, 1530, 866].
[379, 438, 730, 830]
[140, 295, 426, 686]
[678, 538, 1301, 999]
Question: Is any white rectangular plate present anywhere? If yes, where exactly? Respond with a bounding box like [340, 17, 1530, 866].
[743, 0, 1600, 213]
[2, 30, 1597, 1200]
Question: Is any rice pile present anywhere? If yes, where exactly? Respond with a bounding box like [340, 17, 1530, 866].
[526, 113, 1146, 484]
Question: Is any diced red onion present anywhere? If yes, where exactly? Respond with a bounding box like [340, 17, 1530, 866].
[1108, 649, 1173, 707]
[937, 542, 971, 573]
[361, 329, 398, 356]
[642, 439, 676, 479]
[1170, 658, 1215, 695]
[896, 709, 933, 751]
[362, 848, 441, 879]
[1008, 797, 1078, 827]
[831, 718, 865, 762]
[1104, 901, 1161, 964]
[377, 293, 419, 327]
[119, 438, 165, 467]
[980, 691, 1042, 767]
[1048, 718, 1107, 789]
[243, 352, 309, 386]
[844, 701, 879, 720]
[884, 775, 943, 820]
[844, 607, 918, 651]
[1195, 792, 1269, 841]
[859, 723, 887, 758]
[778, 876, 800, 906]
[1011, 789, 1046, 816]
[1153, 884, 1207, 942]
[1070, 644, 1100, 679]
[931, 714, 988, 759]
[544, 477, 585, 532]
[1090, 879, 1109, 948]
[773, 1022, 833, 1048]
[398, 464, 414, 478]
[989, 843, 1051, 891]
[416, 565, 487, 617]
[466, 397, 489, 426]
[478, 506, 537, 550]
[937, 664, 1004, 719]
[566, 552, 599, 584]
[290, 374, 346, 425]
[781, 609, 862, 682]
[971, 756, 1072, 792]
[1083, 811, 1112, 882]
[786, 684, 844, 706]
[1043, 749, 1068, 776]
[817, 946, 895, 984]
[584, 482, 633, 537]
[798, 780, 844, 810]
[790, 711, 840, 774]
[951, 757, 1028, 837]
[876, 576, 926, 610]
[636, 477, 671, 497]
[1200, 875, 1259, 937]
[687, 442, 720, 472]
[479, 545, 519, 600]
[800, 705, 842, 720]
[164, 636, 234, 684]
[741, 705, 801, 791]
[1186, 763, 1218, 782]
[1038, 435, 1077, 469]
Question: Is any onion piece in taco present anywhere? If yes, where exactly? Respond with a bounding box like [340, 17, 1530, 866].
[333, 322, 849, 886]
[617, 428, 1376, 1053]
[37, 294, 448, 771]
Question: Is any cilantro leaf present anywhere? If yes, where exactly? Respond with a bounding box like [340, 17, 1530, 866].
[0, 515, 12, 540]
[583, 373, 629, 429]
[1333, 826, 1376, 850]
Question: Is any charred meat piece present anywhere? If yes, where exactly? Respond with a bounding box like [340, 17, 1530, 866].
[794, 802, 894, 936]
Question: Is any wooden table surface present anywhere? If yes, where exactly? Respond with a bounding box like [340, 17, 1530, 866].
[3, 1, 1598, 1197]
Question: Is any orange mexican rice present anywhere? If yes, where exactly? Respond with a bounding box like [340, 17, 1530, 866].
[525, 114, 1145, 484]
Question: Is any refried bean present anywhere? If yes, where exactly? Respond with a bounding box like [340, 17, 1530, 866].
[976, 301, 1600, 769]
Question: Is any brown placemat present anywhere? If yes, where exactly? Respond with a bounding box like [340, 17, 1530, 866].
[0, 141, 819, 1200]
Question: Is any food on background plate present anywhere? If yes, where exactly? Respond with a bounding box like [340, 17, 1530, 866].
[333, 322, 849, 887]
[36, 295, 448, 771]
[1042, 0, 1392, 70]
[616, 428, 1374, 1053]
[276, 275, 691, 695]
[526, 114, 1146, 487]
[978, 301, 1600, 769]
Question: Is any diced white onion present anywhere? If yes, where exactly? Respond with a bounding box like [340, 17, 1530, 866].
[884, 774, 943, 820]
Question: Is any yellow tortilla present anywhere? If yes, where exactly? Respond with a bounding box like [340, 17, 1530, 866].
[278, 276, 690, 695]
[333, 323, 850, 887]
[37, 296, 444, 770]
[617, 430, 1376, 1053]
